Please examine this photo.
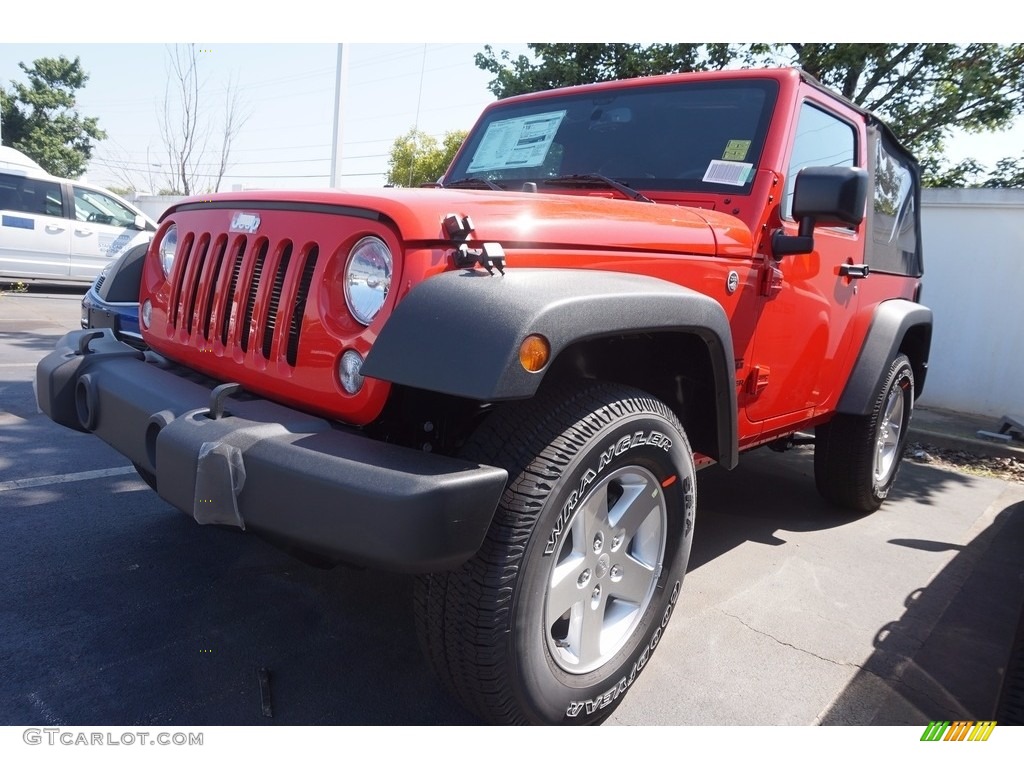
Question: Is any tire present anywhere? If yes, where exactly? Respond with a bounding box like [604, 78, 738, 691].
[414, 382, 696, 725]
[814, 353, 915, 512]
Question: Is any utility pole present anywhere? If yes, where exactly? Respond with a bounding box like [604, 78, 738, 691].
[329, 44, 349, 188]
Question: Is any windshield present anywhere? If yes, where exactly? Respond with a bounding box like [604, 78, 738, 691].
[447, 79, 779, 194]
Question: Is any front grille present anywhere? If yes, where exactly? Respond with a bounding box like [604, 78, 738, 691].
[169, 233, 319, 365]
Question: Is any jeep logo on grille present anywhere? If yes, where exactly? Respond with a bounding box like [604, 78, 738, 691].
[230, 212, 261, 233]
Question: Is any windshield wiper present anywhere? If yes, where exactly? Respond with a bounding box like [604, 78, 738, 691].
[542, 174, 654, 203]
[443, 177, 505, 191]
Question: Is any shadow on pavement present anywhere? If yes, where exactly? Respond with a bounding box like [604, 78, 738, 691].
[819, 495, 1024, 724]
[688, 446, 976, 572]
[0, 329, 71, 355]
[0, 479, 479, 725]
[0, 416, 1014, 726]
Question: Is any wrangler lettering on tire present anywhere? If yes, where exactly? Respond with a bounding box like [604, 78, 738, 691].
[413, 383, 696, 725]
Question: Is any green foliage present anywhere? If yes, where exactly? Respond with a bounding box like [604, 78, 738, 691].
[386, 128, 468, 187]
[0, 56, 106, 178]
[777, 43, 1024, 178]
[927, 155, 1024, 188]
[105, 185, 135, 198]
[475, 44, 737, 99]
[0, 281, 29, 295]
[476, 44, 1024, 186]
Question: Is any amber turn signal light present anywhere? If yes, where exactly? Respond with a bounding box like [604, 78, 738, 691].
[519, 334, 550, 372]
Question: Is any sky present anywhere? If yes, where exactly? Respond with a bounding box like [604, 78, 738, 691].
[1, 42, 527, 191]
[2, 6, 1021, 194]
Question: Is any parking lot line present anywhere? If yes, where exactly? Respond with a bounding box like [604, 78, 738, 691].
[0, 466, 136, 492]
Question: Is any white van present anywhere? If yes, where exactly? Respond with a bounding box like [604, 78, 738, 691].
[0, 160, 157, 284]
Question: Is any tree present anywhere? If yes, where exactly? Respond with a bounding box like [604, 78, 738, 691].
[386, 128, 468, 187]
[0, 56, 106, 178]
[476, 44, 1024, 184]
[104, 184, 135, 198]
[475, 44, 737, 99]
[159, 44, 249, 195]
[928, 154, 1024, 187]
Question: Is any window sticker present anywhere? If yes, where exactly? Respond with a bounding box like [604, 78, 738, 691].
[703, 160, 754, 186]
[722, 140, 751, 161]
[467, 110, 567, 172]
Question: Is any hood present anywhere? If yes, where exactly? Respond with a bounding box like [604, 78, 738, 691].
[168, 188, 753, 258]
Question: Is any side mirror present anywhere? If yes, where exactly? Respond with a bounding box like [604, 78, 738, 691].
[772, 166, 867, 258]
[132, 214, 147, 231]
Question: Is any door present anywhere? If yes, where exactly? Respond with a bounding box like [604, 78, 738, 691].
[0, 173, 70, 279]
[745, 99, 865, 424]
[70, 185, 149, 281]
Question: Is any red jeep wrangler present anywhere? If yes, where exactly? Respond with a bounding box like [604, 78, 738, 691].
[37, 67, 931, 725]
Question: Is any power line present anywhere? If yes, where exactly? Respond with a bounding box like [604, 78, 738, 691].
[219, 173, 330, 179]
[91, 151, 387, 172]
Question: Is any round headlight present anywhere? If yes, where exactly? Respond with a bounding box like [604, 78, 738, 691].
[344, 236, 392, 325]
[158, 225, 178, 277]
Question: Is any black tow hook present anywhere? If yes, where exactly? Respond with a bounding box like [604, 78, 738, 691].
[207, 383, 243, 420]
[76, 330, 105, 355]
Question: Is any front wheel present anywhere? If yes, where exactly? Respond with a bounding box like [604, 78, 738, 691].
[414, 382, 696, 725]
[814, 353, 915, 512]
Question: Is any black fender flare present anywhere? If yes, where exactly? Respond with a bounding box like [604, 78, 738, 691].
[362, 269, 738, 468]
[836, 299, 933, 416]
[97, 242, 149, 303]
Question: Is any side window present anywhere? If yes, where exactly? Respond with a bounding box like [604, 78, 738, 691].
[782, 103, 856, 220]
[868, 130, 922, 276]
[74, 187, 137, 227]
[0, 173, 64, 217]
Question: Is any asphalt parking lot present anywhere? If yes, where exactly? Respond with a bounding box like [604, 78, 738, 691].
[2, 286, 1023, 726]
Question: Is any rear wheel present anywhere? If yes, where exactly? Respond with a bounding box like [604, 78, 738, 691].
[815, 353, 914, 512]
[414, 382, 696, 725]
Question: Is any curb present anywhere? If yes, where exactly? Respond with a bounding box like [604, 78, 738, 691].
[908, 426, 1024, 461]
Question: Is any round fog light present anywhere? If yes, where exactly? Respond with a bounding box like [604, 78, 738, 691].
[339, 350, 365, 395]
[141, 299, 153, 330]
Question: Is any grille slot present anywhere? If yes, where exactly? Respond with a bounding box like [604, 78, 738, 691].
[287, 245, 319, 366]
[221, 238, 247, 346]
[240, 240, 269, 353]
[169, 233, 195, 327]
[184, 235, 210, 335]
[201, 237, 228, 341]
[262, 242, 292, 360]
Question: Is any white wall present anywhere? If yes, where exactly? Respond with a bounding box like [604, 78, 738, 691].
[127, 194, 183, 222]
[918, 188, 1024, 417]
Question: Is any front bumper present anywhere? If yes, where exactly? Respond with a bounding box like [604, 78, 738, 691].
[81, 287, 144, 349]
[36, 329, 507, 572]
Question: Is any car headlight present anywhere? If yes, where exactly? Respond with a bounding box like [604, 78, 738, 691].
[344, 236, 392, 325]
[158, 225, 178, 277]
